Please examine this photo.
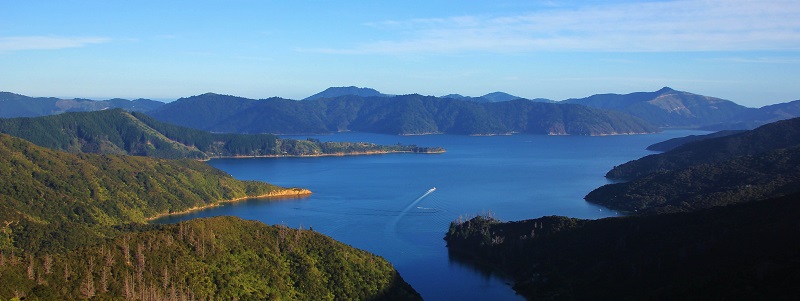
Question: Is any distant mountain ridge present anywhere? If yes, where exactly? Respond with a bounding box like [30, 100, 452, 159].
[561, 87, 750, 128]
[6, 88, 800, 132]
[702, 99, 800, 130]
[0, 91, 163, 118]
[148, 93, 659, 136]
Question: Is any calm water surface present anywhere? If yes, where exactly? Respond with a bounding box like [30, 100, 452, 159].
[153, 131, 699, 300]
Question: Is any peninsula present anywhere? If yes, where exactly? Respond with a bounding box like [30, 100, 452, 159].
[0, 109, 446, 160]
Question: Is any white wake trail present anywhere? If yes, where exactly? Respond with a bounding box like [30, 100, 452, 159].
[387, 187, 437, 234]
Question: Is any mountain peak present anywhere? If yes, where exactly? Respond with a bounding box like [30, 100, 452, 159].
[303, 86, 388, 100]
[479, 92, 521, 102]
[656, 87, 675, 93]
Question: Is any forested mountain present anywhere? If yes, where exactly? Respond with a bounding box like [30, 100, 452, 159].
[0, 92, 163, 118]
[303, 86, 390, 100]
[702, 99, 800, 130]
[148, 93, 659, 135]
[0, 109, 443, 160]
[645, 130, 745, 151]
[477, 92, 521, 102]
[586, 145, 800, 214]
[562, 87, 749, 127]
[585, 118, 800, 214]
[445, 193, 800, 300]
[606, 117, 800, 179]
[0, 134, 419, 300]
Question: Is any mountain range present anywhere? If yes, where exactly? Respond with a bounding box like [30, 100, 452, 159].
[148, 93, 658, 135]
[563, 87, 800, 129]
[0, 91, 163, 118]
[3, 87, 799, 135]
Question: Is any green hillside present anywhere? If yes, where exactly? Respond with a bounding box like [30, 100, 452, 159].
[0, 133, 308, 253]
[1, 216, 419, 300]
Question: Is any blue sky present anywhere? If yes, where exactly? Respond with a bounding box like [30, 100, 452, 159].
[2, 0, 798, 107]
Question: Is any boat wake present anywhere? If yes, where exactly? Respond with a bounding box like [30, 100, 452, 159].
[401, 187, 436, 214]
[387, 187, 438, 234]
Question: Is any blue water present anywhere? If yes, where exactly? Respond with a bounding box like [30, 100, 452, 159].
[153, 131, 700, 300]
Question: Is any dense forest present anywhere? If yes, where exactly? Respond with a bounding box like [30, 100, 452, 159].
[0, 109, 444, 160]
[147, 93, 659, 136]
[445, 117, 800, 299]
[1, 217, 419, 300]
[0, 134, 419, 300]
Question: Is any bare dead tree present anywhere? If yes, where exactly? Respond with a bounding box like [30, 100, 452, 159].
[63, 261, 71, 282]
[136, 242, 145, 287]
[162, 266, 169, 292]
[80, 257, 96, 299]
[27, 254, 34, 280]
[43, 253, 53, 274]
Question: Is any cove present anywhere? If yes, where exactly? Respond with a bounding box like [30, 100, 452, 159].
[152, 131, 700, 300]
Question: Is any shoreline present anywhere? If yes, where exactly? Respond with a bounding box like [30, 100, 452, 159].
[146, 188, 312, 222]
[201, 149, 445, 161]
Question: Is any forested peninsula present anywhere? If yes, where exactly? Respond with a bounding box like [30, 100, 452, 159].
[0, 134, 420, 300]
[0, 109, 444, 160]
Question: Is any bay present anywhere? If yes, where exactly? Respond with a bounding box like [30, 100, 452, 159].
[153, 131, 701, 300]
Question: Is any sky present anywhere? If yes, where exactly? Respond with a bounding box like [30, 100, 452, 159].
[2, 0, 799, 107]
